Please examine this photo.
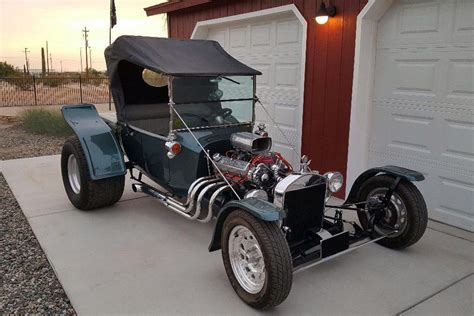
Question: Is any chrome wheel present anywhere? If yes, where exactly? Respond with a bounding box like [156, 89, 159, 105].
[228, 225, 266, 294]
[368, 188, 408, 237]
[67, 154, 81, 194]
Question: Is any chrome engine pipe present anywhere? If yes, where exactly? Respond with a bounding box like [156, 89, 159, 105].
[194, 181, 226, 221]
[132, 183, 193, 219]
[153, 177, 219, 213]
[198, 184, 231, 223]
[183, 176, 214, 205]
[132, 178, 222, 221]
[183, 178, 222, 214]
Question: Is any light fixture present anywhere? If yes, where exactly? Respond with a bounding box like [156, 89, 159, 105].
[315, 1, 336, 25]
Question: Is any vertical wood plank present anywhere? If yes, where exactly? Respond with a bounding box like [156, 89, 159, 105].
[320, 0, 344, 172]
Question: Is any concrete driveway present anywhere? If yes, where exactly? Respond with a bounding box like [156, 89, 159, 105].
[2, 155, 473, 315]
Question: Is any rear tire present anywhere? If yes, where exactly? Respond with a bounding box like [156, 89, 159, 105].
[61, 136, 125, 210]
[357, 175, 427, 249]
[221, 210, 292, 310]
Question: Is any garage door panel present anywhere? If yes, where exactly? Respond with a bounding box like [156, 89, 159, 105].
[275, 64, 299, 87]
[453, 0, 474, 40]
[442, 118, 474, 168]
[446, 58, 474, 102]
[438, 177, 474, 216]
[371, 0, 474, 231]
[229, 27, 247, 49]
[371, 106, 435, 156]
[250, 23, 272, 48]
[276, 20, 300, 45]
[398, 1, 441, 36]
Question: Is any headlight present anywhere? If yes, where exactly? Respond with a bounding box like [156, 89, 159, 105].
[244, 189, 268, 201]
[324, 171, 343, 193]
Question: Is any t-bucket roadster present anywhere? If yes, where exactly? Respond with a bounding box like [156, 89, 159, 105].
[60, 36, 428, 309]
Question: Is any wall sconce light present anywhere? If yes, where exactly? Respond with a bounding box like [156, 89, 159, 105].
[315, 1, 336, 25]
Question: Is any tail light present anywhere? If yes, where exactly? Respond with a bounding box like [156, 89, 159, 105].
[166, 141, 181, 159]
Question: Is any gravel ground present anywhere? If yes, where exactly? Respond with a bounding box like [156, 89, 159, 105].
[0, 122, 67, 160]
[0, 173, 76, 314]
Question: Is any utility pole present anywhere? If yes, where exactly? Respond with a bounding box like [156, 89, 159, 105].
[89, 47, 92, 70]
[41, 47, 46, 76]
[80, 47, 83, 73]
[82, 27, 89, 76]
[49, 53, 53, 73]
[46, 41, 49, 74]
[23, 48, 30, 73]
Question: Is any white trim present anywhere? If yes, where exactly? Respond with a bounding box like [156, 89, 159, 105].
[191, 4, 307, 165]
[346, 0, 393, 193]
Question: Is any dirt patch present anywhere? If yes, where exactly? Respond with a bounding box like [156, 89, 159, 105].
[0, 122, 67, 160]
[0, 173, 76, 314]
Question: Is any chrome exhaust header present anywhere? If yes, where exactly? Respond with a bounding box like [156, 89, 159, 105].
[132, 176, 230, 222]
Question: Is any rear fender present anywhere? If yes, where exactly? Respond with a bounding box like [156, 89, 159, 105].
[208, 197, 285, 252]
[345, 165, 424, 204]
[62, 104, 126, 180]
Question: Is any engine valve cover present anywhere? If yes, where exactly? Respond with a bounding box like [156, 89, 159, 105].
[212, 153, 250, 176]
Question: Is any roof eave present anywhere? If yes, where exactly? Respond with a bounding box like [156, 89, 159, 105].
[144, 0, 212, 16]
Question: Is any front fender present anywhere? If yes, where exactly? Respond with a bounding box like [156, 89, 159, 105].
[208, 197, 285, 252]
[345, 165, 424, 204]
[62, 104, 126, 180]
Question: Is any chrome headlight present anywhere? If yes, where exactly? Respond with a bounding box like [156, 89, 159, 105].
[324, 171, 343, 193]
[244, 189, 268, 201]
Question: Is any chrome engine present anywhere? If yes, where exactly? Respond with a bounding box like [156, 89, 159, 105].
[211, 132, 293, 194]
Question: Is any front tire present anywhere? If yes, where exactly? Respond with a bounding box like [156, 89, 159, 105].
[61, 136, 125, 210]
[357, 175, 428, 249]
[221, 210, 292, 310]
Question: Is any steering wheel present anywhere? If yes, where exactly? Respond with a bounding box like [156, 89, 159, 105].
[219, 108, 233, 118]
[213, 108, 233, 125]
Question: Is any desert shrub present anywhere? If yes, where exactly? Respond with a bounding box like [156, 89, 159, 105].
[20, 108, 73, 136]
[0, 61, 19, 77]
[2, 77, 33, 91]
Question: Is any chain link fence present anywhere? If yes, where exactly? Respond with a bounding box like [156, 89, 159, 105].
[0, 76, 110, 107]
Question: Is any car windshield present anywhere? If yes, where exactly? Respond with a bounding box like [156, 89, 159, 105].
[171, 76, 254, 130]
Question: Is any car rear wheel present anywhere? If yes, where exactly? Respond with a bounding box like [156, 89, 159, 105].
[61, 136, 125, 210]
[357, 175, 427, 249]
[221, 210, 292, 310]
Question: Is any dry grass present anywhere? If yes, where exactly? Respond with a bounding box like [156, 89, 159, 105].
[19, 108, 72, 136]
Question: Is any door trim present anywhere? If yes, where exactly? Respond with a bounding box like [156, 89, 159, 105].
[346, 0, 394, 191]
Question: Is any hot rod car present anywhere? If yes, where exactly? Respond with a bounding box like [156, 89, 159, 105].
[60, 36, 428, 309]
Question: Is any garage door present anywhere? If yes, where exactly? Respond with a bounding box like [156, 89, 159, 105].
[192, 8, 306, 166]
[369, 0, 474, 231]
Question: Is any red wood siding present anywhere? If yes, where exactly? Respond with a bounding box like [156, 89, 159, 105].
[166, 0, 368, 194]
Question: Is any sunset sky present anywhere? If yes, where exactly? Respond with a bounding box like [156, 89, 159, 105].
[0, 0, 167, 72]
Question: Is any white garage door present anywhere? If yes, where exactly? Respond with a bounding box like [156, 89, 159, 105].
[369, 0, 474, 231]
[192, 8, 306, 166]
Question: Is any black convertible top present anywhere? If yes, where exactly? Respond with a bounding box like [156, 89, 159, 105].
[105, 35, 261, 77]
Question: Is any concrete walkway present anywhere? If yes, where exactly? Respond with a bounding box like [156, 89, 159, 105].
[2, 155, 473, 315]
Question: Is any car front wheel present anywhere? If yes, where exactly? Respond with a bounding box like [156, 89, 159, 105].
[357, 175, 428, 249]
[61, 136, 125, 210]
[221, 210, 292, 310]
